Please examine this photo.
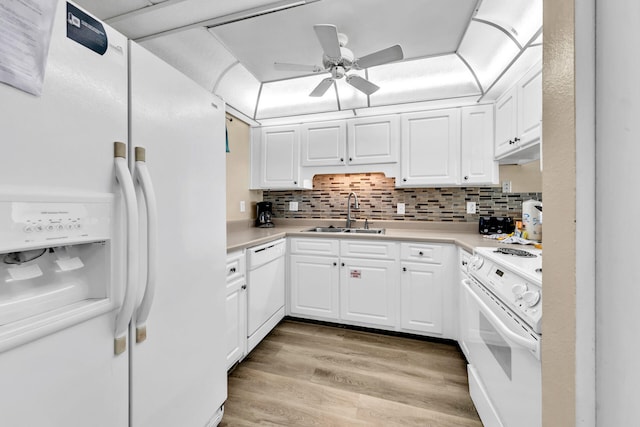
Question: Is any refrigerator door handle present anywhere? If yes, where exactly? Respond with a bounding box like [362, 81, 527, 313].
[133, 147, 157, 343]
[113, 142, 139, 355]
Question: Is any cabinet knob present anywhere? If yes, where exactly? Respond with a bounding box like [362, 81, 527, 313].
[514, 137, 521, 142]
[462, 260, 468, 266]
[349, 157, 352, 162]
[402, 267, 407, 272]
[229, 267, 236, 274]
[340, 158, 344, 162]
[418, 251, 424, 256]
[241, 284, 247, 290]
[333, 262, 337, 266]
[341, 262, 345, 267]
[464, 176, 469, 181]
[293, 181, 297, 185]
[509, 139, 514, 145]
[402, 178, 407, 182]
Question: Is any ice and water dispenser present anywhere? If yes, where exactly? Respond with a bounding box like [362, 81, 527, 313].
[0, 191, 114, 341]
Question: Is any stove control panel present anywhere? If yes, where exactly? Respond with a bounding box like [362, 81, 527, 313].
[470, 252, 542, 334]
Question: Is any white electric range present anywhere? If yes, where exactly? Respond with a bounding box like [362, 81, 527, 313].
[460, 246, 542, 427]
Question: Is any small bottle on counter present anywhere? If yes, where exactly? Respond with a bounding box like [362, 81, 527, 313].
[515, 220, 524, 238]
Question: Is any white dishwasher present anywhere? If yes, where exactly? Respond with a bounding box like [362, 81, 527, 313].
[246, 239, 286, 353]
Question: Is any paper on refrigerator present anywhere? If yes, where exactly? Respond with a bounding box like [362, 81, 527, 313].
[0, 0, 57, 96]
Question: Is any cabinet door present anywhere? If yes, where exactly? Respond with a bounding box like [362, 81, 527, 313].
[517, 66, 542, 148]
[461, 105, 497, 185]
[340, 257, 398, 327]
[300, 121, 347, 166]
[225, 277, 246, 370]
[494, 86, 517, 158]
[290, 255, 340, 320]
[399, 109, 461, 186]
[261, 125, 301, 189]
[400, 262, 443, 335]
[347, 116, 399, 165]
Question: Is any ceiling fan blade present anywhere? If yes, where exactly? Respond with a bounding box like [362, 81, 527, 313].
[313, 24, 342, 60]
[309, 77, 334, 97]
[354, 45, 404, 69]
[346, 75, 380, 95]
[274, 62, 324, 73]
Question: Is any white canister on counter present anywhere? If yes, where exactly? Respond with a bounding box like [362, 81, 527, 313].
[522, 200, 542, 241]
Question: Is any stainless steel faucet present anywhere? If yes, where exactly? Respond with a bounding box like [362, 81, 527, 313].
[346, 192, 359, 228]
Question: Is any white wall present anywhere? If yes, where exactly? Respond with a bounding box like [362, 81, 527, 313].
[595, 0, 640, 424]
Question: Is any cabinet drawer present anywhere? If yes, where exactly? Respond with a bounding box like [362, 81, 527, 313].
[340, 240, 397, 259]
[290, 238, 339, 256]
[226, 250, 245, 283]
[400, 242, 443, 263]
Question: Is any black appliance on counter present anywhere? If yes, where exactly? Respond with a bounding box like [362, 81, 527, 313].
[479, 216, 514, 234]
[255, 201, 274, 228]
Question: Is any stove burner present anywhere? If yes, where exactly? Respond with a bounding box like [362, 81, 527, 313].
[494, 247, 537, 257]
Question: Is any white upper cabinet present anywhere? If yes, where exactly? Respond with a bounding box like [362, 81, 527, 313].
[494, 86, 518, 158]
[517, 66, 543, 147]
[254, 125, 310, 189]
[347, 115, 399, 165]
[300, 121, 347, 167]
[398, 109, 461, 187]
[494, 63, 542, 163]
[461, 104, 498, 185]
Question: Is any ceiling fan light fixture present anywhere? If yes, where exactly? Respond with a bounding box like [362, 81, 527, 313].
[274, 24, 403, 97]
[331, 66, 346, 79]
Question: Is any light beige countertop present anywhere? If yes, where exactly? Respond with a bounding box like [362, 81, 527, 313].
[227, 218, 523, 253]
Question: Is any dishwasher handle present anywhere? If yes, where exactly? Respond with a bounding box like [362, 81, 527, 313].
[247, 239, 286, 270]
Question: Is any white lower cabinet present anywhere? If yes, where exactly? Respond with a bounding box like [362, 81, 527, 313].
[225, 250, 246, 370]
[399, 242, 456, 339]
[340, 257, 398, 327]
[289, 254, 340, 320]
[288, 237, 455, 339]
[400, 261, 444, 335]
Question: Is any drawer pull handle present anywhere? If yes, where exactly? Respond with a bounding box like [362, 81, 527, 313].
[229, 267, 236, 274]
[418, 251, 424, 256]
[241, 284, 247, 290]
[402, 267, 407, 272]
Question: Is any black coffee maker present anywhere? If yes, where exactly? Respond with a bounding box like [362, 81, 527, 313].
[255, 201, 274, 228]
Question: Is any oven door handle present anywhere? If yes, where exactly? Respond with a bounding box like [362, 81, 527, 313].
[462, 279, 540, 356]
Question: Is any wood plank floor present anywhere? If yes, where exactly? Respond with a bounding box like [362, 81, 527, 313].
[220, 320, 482, 426]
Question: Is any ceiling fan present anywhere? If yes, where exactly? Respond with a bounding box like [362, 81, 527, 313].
[274, 24, 404, 97]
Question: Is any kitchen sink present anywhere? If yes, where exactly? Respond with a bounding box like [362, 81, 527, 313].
[344, 228, 385, 234]
[303, 226, 385, 234]
[304, 226, 346, 233]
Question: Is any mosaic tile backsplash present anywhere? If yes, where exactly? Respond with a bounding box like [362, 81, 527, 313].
[263, 173, 541, 222]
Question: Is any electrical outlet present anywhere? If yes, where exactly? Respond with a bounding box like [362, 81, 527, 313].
[502, 181, 512, 193]
[239, 201, 245, 212]
[466, 201, 477, 214]
[397, 203, 405, 215]
[289, 201, 298, 211]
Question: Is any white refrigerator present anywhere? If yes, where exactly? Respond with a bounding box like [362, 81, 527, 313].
[0, 2, 227, 426]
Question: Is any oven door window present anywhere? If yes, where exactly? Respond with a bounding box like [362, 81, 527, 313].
[479, 312, 512, 380]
